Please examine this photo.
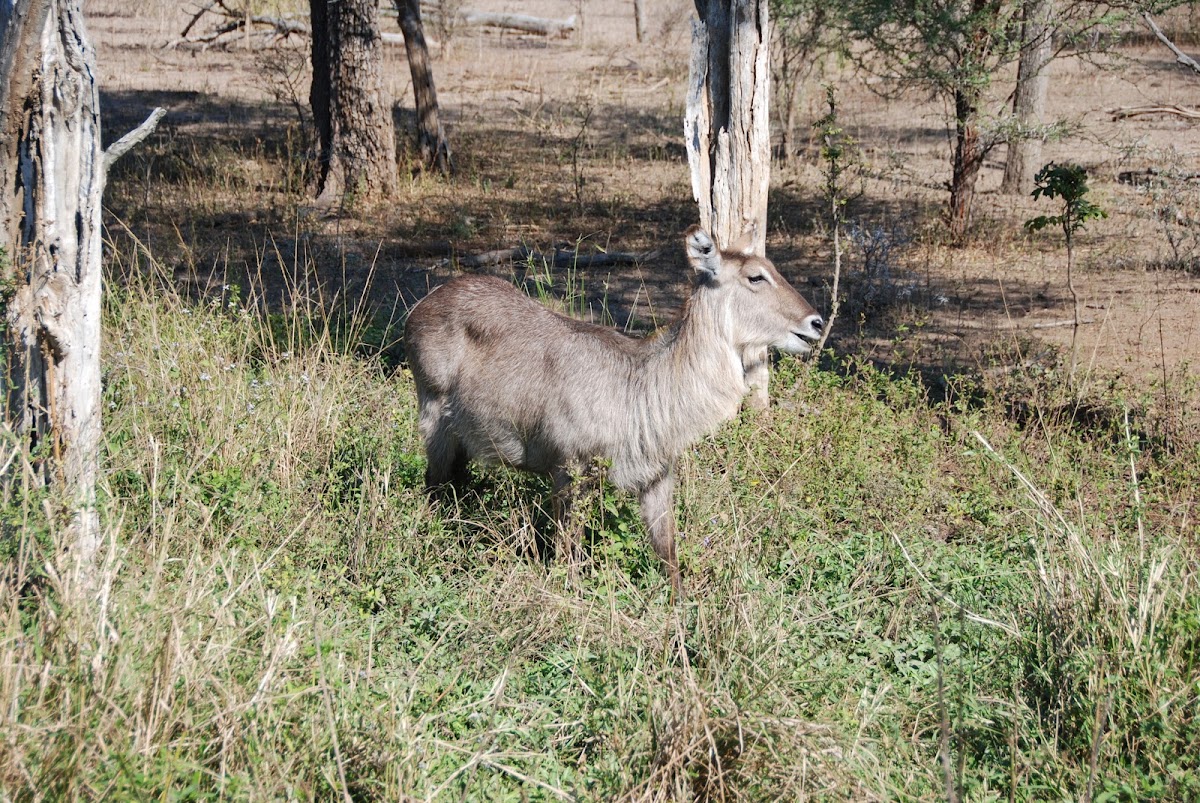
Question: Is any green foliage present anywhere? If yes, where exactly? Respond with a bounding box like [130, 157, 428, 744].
[844, 0, 1022, 98]
[813, 85, 860, 226]
[1024, 161, 1107, 376]
[1025, 162, 1108, 239]
[811, 86, 863, 350]
[2, 259, 1198, 800]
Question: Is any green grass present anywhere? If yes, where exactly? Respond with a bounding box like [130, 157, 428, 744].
[1, 256, 1197, 801]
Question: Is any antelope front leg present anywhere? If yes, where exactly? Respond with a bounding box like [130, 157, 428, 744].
[551, 464, 585, 572]
[639, 470, 683, 598]
[743, 346, 770, 413]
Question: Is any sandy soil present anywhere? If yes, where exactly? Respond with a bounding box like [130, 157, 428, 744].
[89, 0, 1200, 389]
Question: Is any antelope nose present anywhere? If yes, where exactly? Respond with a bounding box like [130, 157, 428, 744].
[810, 315, 825, 333]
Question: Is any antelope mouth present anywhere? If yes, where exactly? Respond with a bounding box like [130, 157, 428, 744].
[780, 332, 817, 357]
[788, 315, 825, 355]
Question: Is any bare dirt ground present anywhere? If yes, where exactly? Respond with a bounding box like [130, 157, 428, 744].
[91, 0, 1200, 393]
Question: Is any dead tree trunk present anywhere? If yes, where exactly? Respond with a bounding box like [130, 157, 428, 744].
[685, 0, 773, 409]
[1, 0, 161, 590]
[396, 0, 451, 175]
[633, 0, 645, 42]
[1001, 0, 1052, 196]
[309, 0, 397, 204]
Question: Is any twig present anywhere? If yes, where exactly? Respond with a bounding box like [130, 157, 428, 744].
[1124, 408, 1146, 567]
[932, 606, 962, 803]
[312, 603, 354, 803]
[888, 529, 1021, 637]
[1143, 13, 1200, 75]
[103, 108, 166, 173]
[813, 194, 840, 356]
[1082, 672, 1110, 803]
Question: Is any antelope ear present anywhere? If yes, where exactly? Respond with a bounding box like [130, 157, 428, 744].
[685, 226, 722, 280]
[726, 222, 758, 256]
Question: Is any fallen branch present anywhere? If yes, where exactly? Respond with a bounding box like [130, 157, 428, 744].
[458, 246, 662, 270]
[386, 4, 576, 37]
[1110, 104, 1200, 121]
[174, 4, 570, 50]
[1117, 167, 1200, 185]
[1143, 13, 1200, 75]
[167, 1, 309, 49]
[180, 0, 220, 39]
[945, 317, 1096, 331]
[1030, 318, 1096, 330]
[456, 10, 575, 37]
[979, 350, 1056, 377]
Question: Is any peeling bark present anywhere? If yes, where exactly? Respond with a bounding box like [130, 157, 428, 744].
[1, 0, 104, 585]
[686, 0, 773, 409]
[686, 0, 770, 257]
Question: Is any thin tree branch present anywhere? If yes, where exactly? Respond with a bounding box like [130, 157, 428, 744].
[103, 107, 166, 173]
[1143, 13, 1200, 75]
[179, 0, 220, 39]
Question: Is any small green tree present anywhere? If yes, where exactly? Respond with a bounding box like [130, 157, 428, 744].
[1024, 162, 1106, 380]
[845, 0, 1021, 243]
[812, 86, 862, 356]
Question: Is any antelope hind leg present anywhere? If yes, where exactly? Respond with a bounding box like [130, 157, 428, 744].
[419, 396, 469, 490]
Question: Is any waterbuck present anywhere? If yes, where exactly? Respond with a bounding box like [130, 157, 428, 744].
[404, 226, 824, 594]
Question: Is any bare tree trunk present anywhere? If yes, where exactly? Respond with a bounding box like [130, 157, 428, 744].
[780, 79, 800, 166]
[309, 0, 397, 204]
[686, 0, 771, 255]
[948, 87, 983, 243]
[633, 0, 645, 42]
[1, 0, 101, 589]
[396, 0, 451, 175]
[2, 0, 160, 593]
[1001, 0, 1051, 196]
[685, 0, 773, 409]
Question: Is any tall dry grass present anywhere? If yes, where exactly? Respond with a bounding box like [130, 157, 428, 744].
[2, 237, 1197, 799]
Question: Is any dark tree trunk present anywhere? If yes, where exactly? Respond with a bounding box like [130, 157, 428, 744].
[1001, 0, 1052, 196]
[633, 0, 645, 42]
[948, 87, 984, 243]
[396, 0, 451, 176]
[1, 0, 103, 586]
[309, 0, 332, 178]
[309, 0, 397, 203]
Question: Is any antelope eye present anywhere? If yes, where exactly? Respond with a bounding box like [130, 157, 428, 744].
[748, 274, 767, 284]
